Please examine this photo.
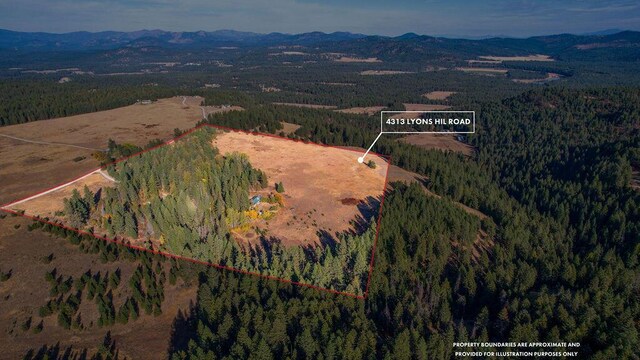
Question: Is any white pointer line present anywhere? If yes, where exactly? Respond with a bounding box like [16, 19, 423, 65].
[358, 132, 383, 163]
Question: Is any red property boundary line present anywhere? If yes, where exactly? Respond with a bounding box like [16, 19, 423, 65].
[0, 124, 391, 300]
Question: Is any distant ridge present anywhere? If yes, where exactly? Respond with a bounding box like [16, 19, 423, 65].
[0, 28, 369, 51]
[0, 28, 638, 61]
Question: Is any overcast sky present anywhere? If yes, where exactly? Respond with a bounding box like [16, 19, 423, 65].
[0, 0, 639, 37]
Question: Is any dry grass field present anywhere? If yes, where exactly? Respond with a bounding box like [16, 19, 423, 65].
[466, 59, 501, 65]
[272, 102, 337, 109]
[212, 130, 389, 246]
[201, 105, 244, 116]
[0, 97, 204, 206]
[387, 165, 487, 220]
[479, 54, 554, 62]
[399, 133, 474, 156]
[5, 126, 389, 249]
[512, 72, 561, 84]
[0, 215, 197, 359]
[423, 91, 457, 100]
[0, 98, 208, 358]
[319, 82, 355, 86]
[336, 106, 386, 115]
[386, 104, 452, 120]
[403, 103, 451, 111]
[455, 67, 508, 74]
[280, 121, 302, 135]
[335, 57, 381, 63]
[360, 70, 413, 75]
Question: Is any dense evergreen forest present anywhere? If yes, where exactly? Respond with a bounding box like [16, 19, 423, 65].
[3, 53, 640, 128]
[62, 128, 377, 295]
[2, 39, 639, 356]
[184, 87, 639, 358]
[0, 79, 179, 126]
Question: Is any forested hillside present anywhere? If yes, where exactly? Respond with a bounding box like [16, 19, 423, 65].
[185, 87, 640, 358]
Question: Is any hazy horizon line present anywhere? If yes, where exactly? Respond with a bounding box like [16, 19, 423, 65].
[0, 27, 633, 40]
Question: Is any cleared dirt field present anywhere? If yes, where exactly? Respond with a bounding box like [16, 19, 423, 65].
[272, 102, 337, 109]
[423, 91, 457, 100]
[479, 54, 554, 62]
[336, 106, 385, 115]
[455, 67, 508, 74]
[0, 97, 204, 206]
[399, 133, 474, 156]
[335, 57, 381, 63]
[212, 131, 389, 246]
[0, 215, 197, 359]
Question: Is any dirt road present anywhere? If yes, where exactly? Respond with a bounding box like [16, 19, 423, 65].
[0, 133, 105, 151]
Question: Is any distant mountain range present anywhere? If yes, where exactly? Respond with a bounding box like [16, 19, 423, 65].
[0, 29, 368, 51]
[0, 28, 638, 61]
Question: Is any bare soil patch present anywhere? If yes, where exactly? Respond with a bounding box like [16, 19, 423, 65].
[340, 198, 360, 205]
[423, 91, 457, 100]
[212, 131, 389, 246]
[0, 97, 204, 205]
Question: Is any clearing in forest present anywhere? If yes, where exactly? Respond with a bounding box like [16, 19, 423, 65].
[399, 133, 474, 157]
[272, 102, 337, 109]
[336, 106, 386, 115]
[2, 126, 389, 298]
[335, 57, 382, 63]
[423, 91, 457, 100]
[403, 103, 451, 111]
[360, 70, 414, 75]
[478, 54, 554, 62]
[455, 67, 508, 74]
